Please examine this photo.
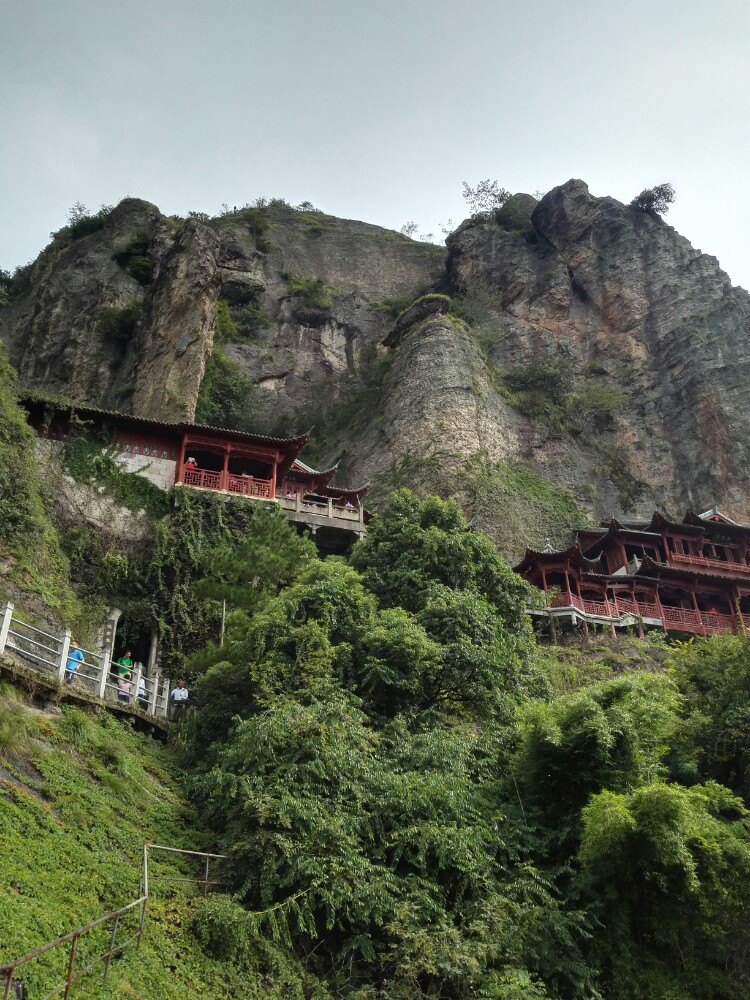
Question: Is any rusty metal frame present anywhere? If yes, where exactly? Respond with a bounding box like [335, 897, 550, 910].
[0, 843, 228, 998]
[1, 896, 146, 1000]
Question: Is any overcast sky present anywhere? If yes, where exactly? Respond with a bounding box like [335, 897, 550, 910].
[3, 0, 750, 287]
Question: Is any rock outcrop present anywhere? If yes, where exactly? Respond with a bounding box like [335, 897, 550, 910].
[4, 182, 750, 555]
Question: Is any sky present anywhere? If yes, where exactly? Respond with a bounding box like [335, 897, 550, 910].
[2, 0, 750, 287]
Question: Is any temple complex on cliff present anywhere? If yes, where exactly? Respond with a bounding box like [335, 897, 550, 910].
[22, 397, 370, 552]
[514, 507, 750, 638]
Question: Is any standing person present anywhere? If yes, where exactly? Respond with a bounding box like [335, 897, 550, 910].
[169, 679, 189, 721]
[65, 640, 85, 685]
[116, 650, 133, 677]
[118, 671, 132, 703]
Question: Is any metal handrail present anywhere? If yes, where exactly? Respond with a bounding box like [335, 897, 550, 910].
[1, 602, 170, 721]
[0, 844, 228, 998]
[1, 896, 146, 1000]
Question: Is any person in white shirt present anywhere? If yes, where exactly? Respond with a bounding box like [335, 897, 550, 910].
[169, 679, 189, 721]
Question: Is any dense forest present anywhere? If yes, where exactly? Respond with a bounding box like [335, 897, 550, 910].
[176, 492, 750, 1000]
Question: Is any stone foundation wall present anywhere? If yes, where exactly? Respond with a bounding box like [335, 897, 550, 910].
[115, 452, 176, 491]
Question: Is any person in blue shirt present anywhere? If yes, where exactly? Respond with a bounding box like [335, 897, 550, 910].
[65, 640, 85, 684]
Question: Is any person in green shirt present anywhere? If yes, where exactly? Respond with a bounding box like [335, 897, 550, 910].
[116, 650, 133, 677]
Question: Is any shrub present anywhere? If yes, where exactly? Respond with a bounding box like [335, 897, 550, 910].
[630, 183, 675, 216]
[98, 301, 142, 344]
[233, 303, 270, 339]
[213, 300, 237, 343]
[66, 203, 113, 240]
[113, 236, 154, 285]
[195, 348, 259, 431]
[280, 272, 339, 311]
[462, 179, 511, 218]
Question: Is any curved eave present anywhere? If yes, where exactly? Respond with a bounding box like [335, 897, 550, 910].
[513, 544, 603, 575]
[320, 483, 371, 501]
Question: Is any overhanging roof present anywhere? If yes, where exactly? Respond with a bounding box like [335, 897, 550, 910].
[20, 393, 310, 451]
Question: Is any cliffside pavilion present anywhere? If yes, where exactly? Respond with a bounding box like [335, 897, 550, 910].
[22, 397, 370, 551]
[514, 507, 750, 639]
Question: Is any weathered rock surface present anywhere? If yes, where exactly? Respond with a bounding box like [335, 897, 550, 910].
[4, 181, 750, 554]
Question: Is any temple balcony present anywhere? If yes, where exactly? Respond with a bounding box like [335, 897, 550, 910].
[669, 551, 750, 575]
[541, 593, 743, 636]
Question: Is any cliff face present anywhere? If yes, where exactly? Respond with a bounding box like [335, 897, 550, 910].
[3, 181, 750, 556]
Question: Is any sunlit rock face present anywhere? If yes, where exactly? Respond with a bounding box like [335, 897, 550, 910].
[4, 181, 750, 555]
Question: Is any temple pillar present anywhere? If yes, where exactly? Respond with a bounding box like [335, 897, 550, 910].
[221, 446, 230, 490]
[733, 587, 745, 634]
[176, 435, 187, 484]
[654, 587, 668, 633]
[690, 589, 704, 635]
[270, 452, 278, 498]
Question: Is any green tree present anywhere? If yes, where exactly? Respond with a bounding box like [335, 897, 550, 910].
[195, 347, 260, 431]
[671, 635, 750, 799]
[351, 490, 531, 623]
[579, 780, 750, 997]
[630, 182, 675, 216]
[514, 673, 681, 842]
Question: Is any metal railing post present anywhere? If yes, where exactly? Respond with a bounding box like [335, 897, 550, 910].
[204, 854, 210, 895]
[148, 672, 159, 716]
[137, 896, 146, 950]
[133, 663, 143, 711]
[160, 677, 170, 718]
[103, 914, 119, 983]
[97, 652, 109, 700]
[57, 629, 71, 684]
[0, 602, 14, 657]
[63, 933, 78, 999]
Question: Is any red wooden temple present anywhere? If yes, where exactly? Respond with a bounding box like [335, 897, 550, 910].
[22, 398, 370, 535]
[514, 508, 750, 637]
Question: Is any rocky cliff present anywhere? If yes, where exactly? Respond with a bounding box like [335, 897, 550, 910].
[3, 181, 750, 557]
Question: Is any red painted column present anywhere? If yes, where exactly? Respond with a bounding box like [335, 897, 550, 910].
[690, 589, 704, 636]
[221, 446, 230, 490]
[653, 585, 667, 634]
[176, 435, 187, 485]
[270, 451, 278, 499]
[736, 587, 747, 634]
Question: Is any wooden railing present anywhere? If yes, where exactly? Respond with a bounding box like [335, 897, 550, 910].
[181, 466, 274, 498]
[0, 602, 170, 719]
[545, 592, 741, 635]
[670, 551, 750, 575]
[227, 474, 272, 498]
[182, 467, 222, 490]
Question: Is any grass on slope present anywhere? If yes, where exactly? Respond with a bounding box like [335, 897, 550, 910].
[0, 683, 271, 999]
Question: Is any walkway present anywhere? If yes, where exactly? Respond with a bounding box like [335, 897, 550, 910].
[0, 602, 170, 729]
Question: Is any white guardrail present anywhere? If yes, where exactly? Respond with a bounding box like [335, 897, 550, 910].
[0, 602, 170, 719]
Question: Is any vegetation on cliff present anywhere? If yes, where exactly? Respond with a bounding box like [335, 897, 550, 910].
[0, 347, 85, 628]
[176, 491, 750, 999]
[3, 477, 750, 997]
[0, 687, 284, 999]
